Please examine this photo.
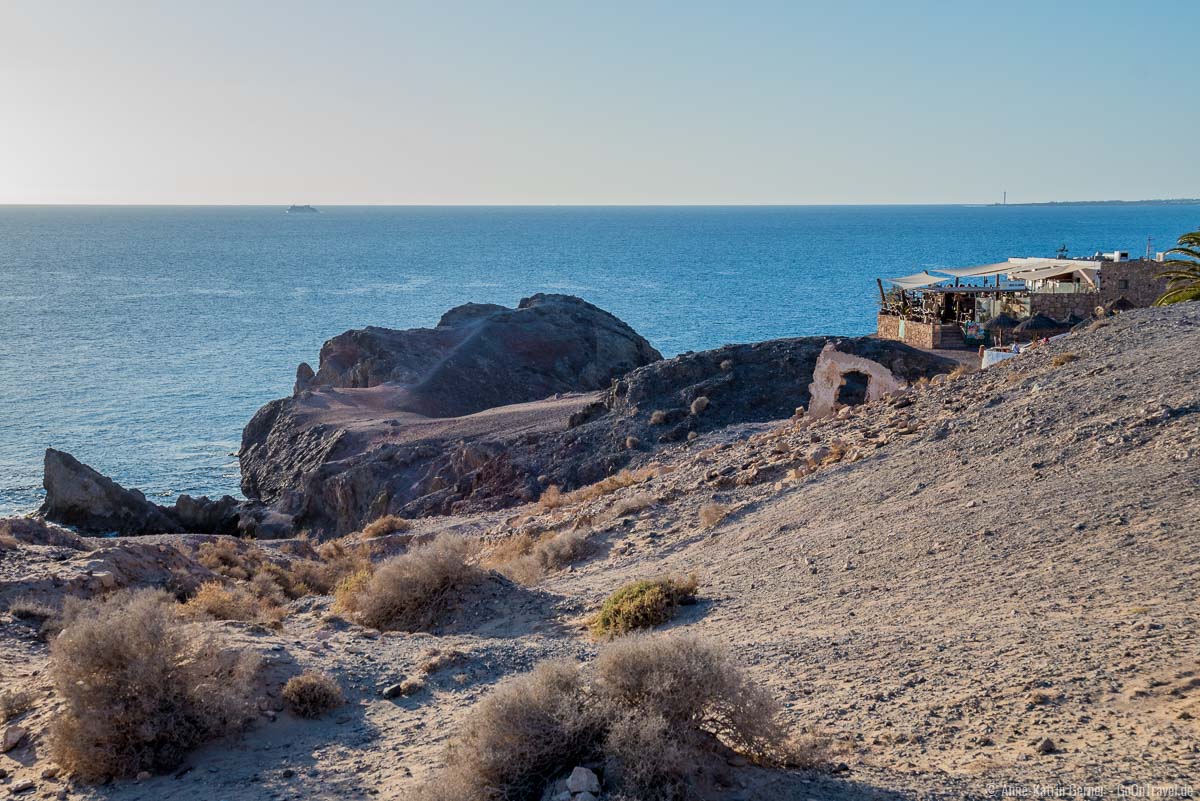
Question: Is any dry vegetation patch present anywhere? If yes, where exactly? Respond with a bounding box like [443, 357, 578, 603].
[362, 514, 412, 538]
[182, 580, 284, 626]
[698, 502, 731, 528]
[538, 467, 661, 511]
[410, 634, 816, 801]
[49, 589, 259, 781]
[591, 575, 698, 638]
[1052, 352, 1080, 366]
[1, 688, 34, 722]
[335, 534, 484, 631]
[486, 529, 593, 585]
[282, 670, 344, 719]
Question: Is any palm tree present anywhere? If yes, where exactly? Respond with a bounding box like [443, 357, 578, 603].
[1153, 230, 1200, 305]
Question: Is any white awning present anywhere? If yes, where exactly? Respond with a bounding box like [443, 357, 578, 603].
[883, 271, 947, 290]
[938, 261, 1018, 279]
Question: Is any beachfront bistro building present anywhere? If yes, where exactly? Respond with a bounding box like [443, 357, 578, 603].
[876, 254, 1168, 349]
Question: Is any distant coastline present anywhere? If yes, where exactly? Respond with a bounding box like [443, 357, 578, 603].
[992, 198, 1200, 207]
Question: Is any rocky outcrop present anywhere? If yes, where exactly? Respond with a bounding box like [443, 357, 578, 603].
[303, 293, 662, 417]
[38, 449, 291, 538]
[241, 299, 956, 536]
[40, 449, 184, 536]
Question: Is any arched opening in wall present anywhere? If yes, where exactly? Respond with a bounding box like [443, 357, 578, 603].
[837, 370, 871, 406]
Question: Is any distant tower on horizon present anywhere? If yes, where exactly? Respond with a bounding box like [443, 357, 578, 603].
[1003, 191, 1007, 206]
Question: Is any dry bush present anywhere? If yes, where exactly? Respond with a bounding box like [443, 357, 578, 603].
[49, 589, 259, 781]
[690, 396, 710, 415]
[538, 468, 660, 511]
[0, 534, 17, 551]
[593, 635, 809, 793]
[489, 530, 593, 585]
[948, 363, 975, 380]
[282, 670, 344, 718]
[1, 688, 34, 722]
[649, 410, 668, 425]
[611, 492, 655, 518]
[6, 595, 57, 622]
[182, 580, 283, 626]
[591, 575, 698, 638]
[1052, 352, 1079, 367]
[362, 514, 412, 538]
[335, 534, 484, 631]
[409, 659, 599, 801]
[419, 648, 468, 674]
[410, 634, 815, 801]
[719, 359, 734, 371]
[698, 502, 731, 528]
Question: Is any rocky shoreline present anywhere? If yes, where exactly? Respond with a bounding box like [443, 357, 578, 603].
[33, 293, 953, 538]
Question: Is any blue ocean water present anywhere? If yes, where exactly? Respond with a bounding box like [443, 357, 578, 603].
[2, 204, 1197, 515]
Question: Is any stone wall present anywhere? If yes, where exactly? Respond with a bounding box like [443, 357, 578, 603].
[1029, 292, 1101, 320]
[1100, 260, 1169, 307]
[876, 314, 941, 349]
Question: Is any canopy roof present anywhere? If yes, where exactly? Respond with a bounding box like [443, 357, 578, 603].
[884, 258, 1101, 291]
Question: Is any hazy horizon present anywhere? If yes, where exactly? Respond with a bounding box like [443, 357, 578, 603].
[4, 1, 1199, 205]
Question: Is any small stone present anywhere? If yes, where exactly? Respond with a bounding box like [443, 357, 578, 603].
[1036, 737, 1057, 754]
[1, 725, 27, 753]
[9, 779, 35, 794]
[566, 766, 600, 794]
[40, 766, 59, 780]
[136, 771, 151, 782]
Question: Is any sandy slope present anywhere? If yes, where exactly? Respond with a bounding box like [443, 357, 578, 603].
[1, 304, 1197, 800]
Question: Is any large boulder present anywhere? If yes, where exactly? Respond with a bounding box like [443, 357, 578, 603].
[39, 449, 183, 536]
[302, 293, 663, 417]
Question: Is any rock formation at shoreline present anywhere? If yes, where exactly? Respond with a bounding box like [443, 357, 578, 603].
[38, 449, 291, 538]
[240, 296, 956, 535]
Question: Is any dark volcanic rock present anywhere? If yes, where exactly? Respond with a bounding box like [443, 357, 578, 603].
[39, 449, 289, 538]
[306, 293, 662, 417]
[40, 449, 183, 536]
[240, 305, 956, 536]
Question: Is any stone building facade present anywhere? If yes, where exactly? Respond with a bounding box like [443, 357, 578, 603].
[1098, 259, 1169, 307]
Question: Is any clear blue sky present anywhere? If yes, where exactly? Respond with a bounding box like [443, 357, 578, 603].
[2, 1, 1197, 204]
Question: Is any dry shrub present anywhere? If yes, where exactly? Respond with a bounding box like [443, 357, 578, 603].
[410, 634, 815, 801]
[698, 502, 731, 528]
[489, 530, 593, 585]
[182, 581, 283, 625]
[591, 575, 698, 638]
[1052, 352, 1079, 367]
[49, 589, 259, 781]
[282, 670, 344, 719]
[6, 595, 57, 622]
[611, 492, 655, 518]
[335, 534, 483, 631]
[410, 659, 599, 801]
[1, 688, 34, 722]
[649, 410, 668, 425]
[0, 534, 17, 551]
[362, 514, 412, 538]
[948, 363, 974, 380]
[538, 468, 661, 511]
[419, 648, 468, 674]
[690, 396, 710, 415]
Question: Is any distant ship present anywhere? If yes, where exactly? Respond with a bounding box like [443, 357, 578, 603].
[286, 204, 319, 214]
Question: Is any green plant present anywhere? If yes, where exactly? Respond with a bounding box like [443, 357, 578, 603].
[591, 575, 698, 637]
[1154, 230, 1200, 305]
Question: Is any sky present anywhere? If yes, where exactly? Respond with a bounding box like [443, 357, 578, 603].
[2, 1, 1198, 205]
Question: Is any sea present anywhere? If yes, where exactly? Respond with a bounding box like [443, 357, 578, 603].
[2, 204, 1197, 516]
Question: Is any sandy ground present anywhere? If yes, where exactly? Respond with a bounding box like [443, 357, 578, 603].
[1, 304, 1197, 800]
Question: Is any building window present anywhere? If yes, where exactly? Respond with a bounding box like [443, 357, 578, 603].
[1118, 279, 1129, 290]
